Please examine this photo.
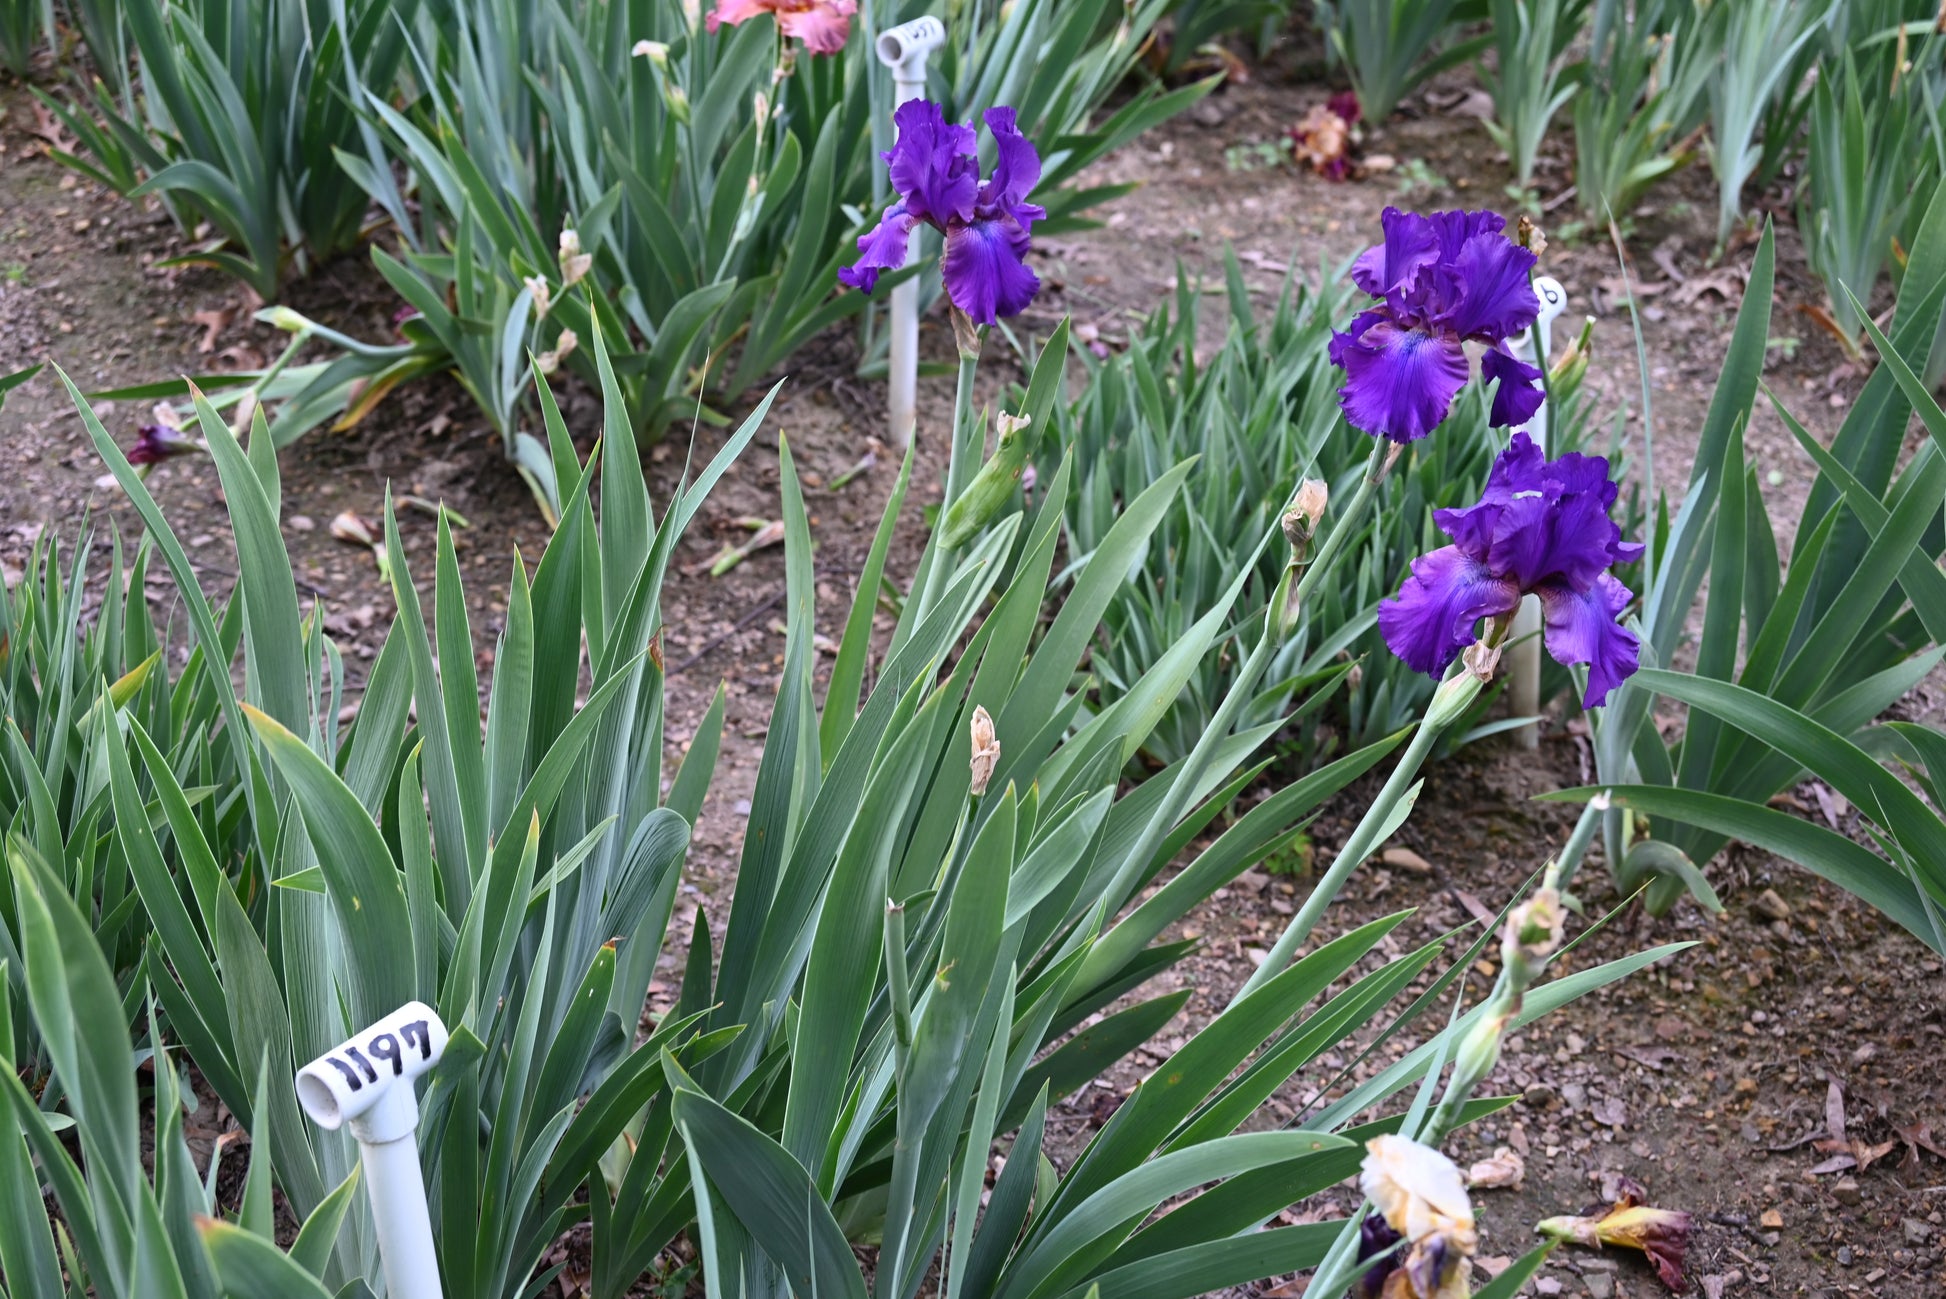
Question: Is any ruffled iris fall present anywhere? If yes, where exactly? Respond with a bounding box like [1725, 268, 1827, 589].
[1378, 432, 1643, 708]
[1329, 206, 1546, 442]
[839, 99, 1045, 326]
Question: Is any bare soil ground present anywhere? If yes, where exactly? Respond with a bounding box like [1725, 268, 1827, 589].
[3, 32, 1941, 1299]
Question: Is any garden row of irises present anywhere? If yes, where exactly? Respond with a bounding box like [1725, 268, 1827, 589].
[16, 68, 1946, 1293]
[5, 15, 1946, 1299]
[5, 103, 1724, 1298]
[11, 0, 1942, 476]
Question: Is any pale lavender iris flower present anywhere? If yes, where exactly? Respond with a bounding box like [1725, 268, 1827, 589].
[1329, 207, 1546, 443]
[1379, 432, 1643, 707]
[839, 99, 1044, 326]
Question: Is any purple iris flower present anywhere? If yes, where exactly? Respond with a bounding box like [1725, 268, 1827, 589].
[127, 423, 201, 465]
[1329, 207, 1546, 443]
[839, 99, 1044, 326]
[1353, 1213, 1404, 1299]
[1379, 432, 1644, 708]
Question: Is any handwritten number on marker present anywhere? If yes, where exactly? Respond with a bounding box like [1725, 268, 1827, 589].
[321, 1020, 434, 1092]
[400, 1020, 433, 1060]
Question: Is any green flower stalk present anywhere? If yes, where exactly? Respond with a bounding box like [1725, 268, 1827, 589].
[1231, 656, 1490, 1006]
[910, 316, 984, 626]
[1426, 863, 1565, 1142]
[1080, 438, 1400, 992]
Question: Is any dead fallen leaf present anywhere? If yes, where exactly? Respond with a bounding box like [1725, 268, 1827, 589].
[1598, 275, 1671, 299]
[30, 101, 76, 154]
[1450, 888, 1497, 926]
[1613, 1044, 1684, 1071]
[191, 307, 236, 354]
[1898, 1121, 1945, 1167]
[1810, 1076, 1898, 1172]
[1670, 265, 1746, 306]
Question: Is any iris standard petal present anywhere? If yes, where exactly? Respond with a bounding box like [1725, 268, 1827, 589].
[776, 0, 856, 54]
[887, 99, 978, 225]
[1333, 317, 1471, 443]
[1350, 206, 1441, 300]
[941, 216, 1039, 324]
[978, 106, 1046, 229]
[1482, 347, 1545, 428]
[838, 202, 917, 294]
[1380, 546, 1523, 675]
[1438, 230, 1539, 341]
[1538, 572, 1642, 707]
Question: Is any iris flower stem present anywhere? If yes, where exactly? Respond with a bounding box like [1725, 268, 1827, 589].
[884, 898, 914, 1080]
[912, 343, 981, 627]
[1548, 794, 1606, 896]
[1231, 680, 1461, 1006]
[1077, 437, 1396, 996]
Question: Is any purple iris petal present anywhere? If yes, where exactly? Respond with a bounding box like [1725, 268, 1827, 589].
[1384, 432, 1643, 706]
[1441, 232, 1539, 339]
[1483, 347, 1545, 428]
[838, 202, 918, 295]
[1539, 573, 1642, 707]
[886, 99, 977, 225]
[1332, 206, 1549, 441]
[1350, 206, 1441, 299]
[128, 424, 198, 465]
[842, 100, 1044, 324]
[1377, 545, 1522, 676]
[1332, 315, 1471, 443]
[978, 107, 1046, 230]
[942, 219, 1040, 325]
[1353, 1214, 1404, 1299]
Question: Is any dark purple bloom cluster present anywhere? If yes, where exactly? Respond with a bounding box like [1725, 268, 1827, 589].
[1329, 207, 1545, 443]
[127, 423, 200, 466]
[1379, 432, 1643, 707]
[839, 100, 1044, 326]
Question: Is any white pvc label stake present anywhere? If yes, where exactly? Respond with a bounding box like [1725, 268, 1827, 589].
[298, 1002, 449, 1299]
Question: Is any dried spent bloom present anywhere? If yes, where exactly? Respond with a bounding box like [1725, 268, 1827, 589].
[840, 100, 1045, 326]
[1506, 886, 1565, 963]
[968, 705, 1000, 796]
[1537, 1177, 1692, 1291]
[1284, 478, 1329, 547]
[538, 328, 580, 376]
[1515, 214, 1546, 256]
[1289, 101, 1356, 180]
[1328, 207, 1544, 442]
[127, 423, 203, 466]
[1459, 638, 1503, 683]
[706, 0, 856, 55]
[1379, 432, 1643, 707]
[524, 275, 553, 320]
[631, 38, 669, 67]
[1362, 1135, 1478, 1249]
[1358, 1136, 1477, 1299]
[329, 510, 378, 548]
[558, 229, 592, 287]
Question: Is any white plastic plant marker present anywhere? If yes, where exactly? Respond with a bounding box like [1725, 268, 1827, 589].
[1507, 275, 1567, 750]
[876, 16, 945, 448]
[296, 1002, 450, 1298]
